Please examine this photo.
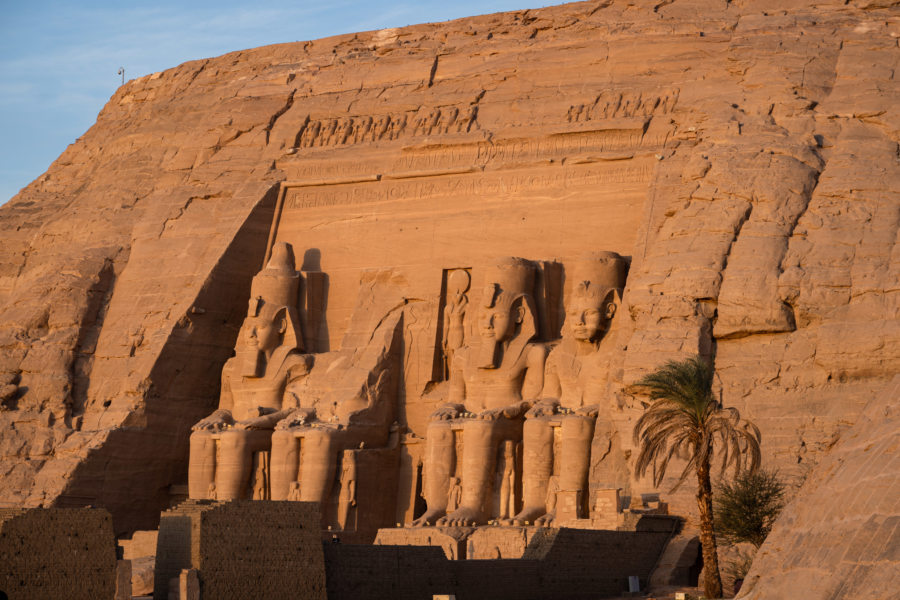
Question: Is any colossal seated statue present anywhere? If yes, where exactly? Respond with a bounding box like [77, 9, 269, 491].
[268, 271, 403, 520]
[188, 243, 309, 501]
[511, 251, 627, 526]
[413, 257, 547, 527]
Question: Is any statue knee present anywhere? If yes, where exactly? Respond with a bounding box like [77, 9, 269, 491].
[463, 418, 494, 439]
[271, 429, 295, 449]
[218, 431, 249, 456]
[189, 430, 216, 456]
[427, 421, 453, 445]
[524, 418, 551, 439]
[304, 429, 336, 454]
[562, 415, 594, 439]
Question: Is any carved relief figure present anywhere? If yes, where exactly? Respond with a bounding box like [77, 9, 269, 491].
[446, 477, 462, 513]
[188, 243, 309, 501]
[413, 257, 546, 527]
[442, 269, 470, 379]
[337, 449, 358, 530]
[510, 251, 626, 526]
[496, 440, 517, 520]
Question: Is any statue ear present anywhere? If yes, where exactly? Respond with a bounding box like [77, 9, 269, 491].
[514, 302, 526, 324]
[604, 289, 622, 320]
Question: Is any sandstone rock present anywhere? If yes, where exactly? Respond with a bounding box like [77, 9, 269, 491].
[738, 376, 900, 600]
[0, 5, 895, 586]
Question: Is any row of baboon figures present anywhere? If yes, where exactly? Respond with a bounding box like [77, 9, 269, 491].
[188, 243, 628, 528]
[296, 104, 479, 148]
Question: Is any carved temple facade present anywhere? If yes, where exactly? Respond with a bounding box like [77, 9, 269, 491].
[185, 100, 678, 541]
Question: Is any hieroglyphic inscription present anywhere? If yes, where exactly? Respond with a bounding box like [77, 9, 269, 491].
[295, 103, 478, 149]
[567, 89, 679, 122]
[395, 129, 651, 172]
[284, 129, 654, 180]
[283, 163, 653, 211]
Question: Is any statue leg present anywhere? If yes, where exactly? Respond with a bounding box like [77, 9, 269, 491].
[216, 430, 271, 501]
[555, 414, 595, 519]
[411, 420, 454, 527]
[270, 430, 300, 501]
[298, 428, 339, 505]
[188, 430, 216, 499]
[512, 418, 554, 525]
[439, 418, 502, 527]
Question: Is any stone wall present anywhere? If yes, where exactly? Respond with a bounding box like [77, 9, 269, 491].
[327, 527, 672, 600]
[0, 507, 117, 600]
[153, 499, 326, 600]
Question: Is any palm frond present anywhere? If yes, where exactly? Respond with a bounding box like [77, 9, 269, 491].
[632, 355, 761, 491]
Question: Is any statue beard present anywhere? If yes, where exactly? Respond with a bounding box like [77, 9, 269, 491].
[239, 347, 265, 378]
[477, 337, 502, 370]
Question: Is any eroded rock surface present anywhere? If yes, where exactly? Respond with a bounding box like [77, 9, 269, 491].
[738, 376, 900, 600]
[0, 0, 897, 548]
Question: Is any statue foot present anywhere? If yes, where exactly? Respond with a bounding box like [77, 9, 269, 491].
[411, 508, 445, 527]
[534, 512, 556, 527]
[437, 506, 486, 527]
[510, 506, 547, 526]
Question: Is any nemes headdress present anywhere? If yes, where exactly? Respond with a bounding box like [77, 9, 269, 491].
[240, 242, 305, 369]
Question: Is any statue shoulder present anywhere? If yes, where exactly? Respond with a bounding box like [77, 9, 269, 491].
[526, 342, 548, 363]
[221, 357, 239, 378]
[282, 352, 313, 382]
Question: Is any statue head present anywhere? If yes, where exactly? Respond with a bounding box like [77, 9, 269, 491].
[477, 257, 538, 368]
[238, 243, 304, 377]
[565, 252, 627, 345]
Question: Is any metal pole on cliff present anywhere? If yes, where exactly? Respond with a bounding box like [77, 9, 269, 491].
[117, 67, 124, 85]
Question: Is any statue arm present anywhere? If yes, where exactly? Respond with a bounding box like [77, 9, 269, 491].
[574, 404, 600, 417]
[235, 408, 296, 430]
[521, 344, 547, 402]
[541, 354, 562, 400]
[217, 360, 235, 412]
[192, 362, 236, 430]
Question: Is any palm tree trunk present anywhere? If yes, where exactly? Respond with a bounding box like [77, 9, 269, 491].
[696, 450, 723, 598]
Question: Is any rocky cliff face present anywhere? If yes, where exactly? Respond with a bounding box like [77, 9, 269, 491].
[738, 376, 900, 600]
[0, 0, 897, 560]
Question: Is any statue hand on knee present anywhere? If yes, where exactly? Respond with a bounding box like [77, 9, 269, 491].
[430, 403, 465, 421]
[574, 404, 599, 418]
[192, 409, 233, 432]
[526, 399, 559, 418]
[480, 401, 529, 420]
[234, 413, 280, 430]
[275, 407, 316, 430]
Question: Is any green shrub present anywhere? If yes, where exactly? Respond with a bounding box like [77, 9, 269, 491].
[714, 469, 785, 548]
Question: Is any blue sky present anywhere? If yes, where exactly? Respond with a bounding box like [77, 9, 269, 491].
[0, 1, 541, 205]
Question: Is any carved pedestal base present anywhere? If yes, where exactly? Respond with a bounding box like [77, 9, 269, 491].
[375, 526, 475, 560]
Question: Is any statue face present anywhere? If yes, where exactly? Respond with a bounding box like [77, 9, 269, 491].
[478, 301, 514, 343]
[248, 315, 282, 354]
[567, 294, 606, 342]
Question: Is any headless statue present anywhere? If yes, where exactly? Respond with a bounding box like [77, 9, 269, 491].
[267, 276, 403, 519]
[188, 243, 309, 501]
[413, 257, 546, 527]
[510, 251, 626, 526]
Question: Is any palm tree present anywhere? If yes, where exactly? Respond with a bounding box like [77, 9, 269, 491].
[632, 356, 761, 599]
